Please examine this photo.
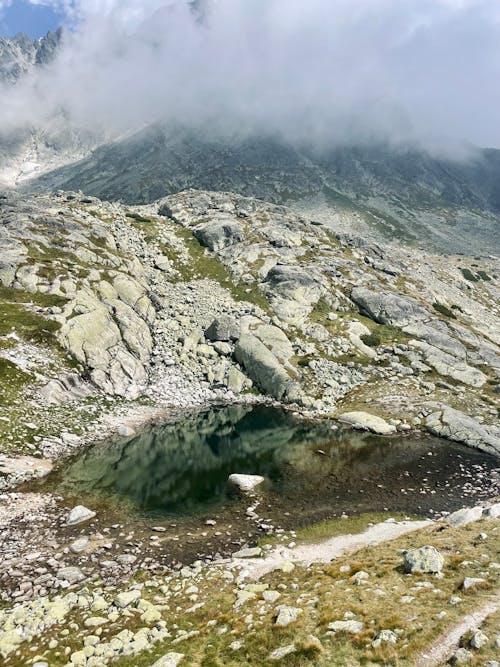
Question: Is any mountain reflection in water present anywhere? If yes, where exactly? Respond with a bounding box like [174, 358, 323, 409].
[53, 405, 499, 518]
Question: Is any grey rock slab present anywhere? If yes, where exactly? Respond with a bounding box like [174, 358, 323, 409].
[233, 547, 263, 559]
[205, 316, 241, 342]
[426, 406, 500, 457]
[351, 286, 428, 326]
[411, 340, 486, 387]
[269, 644, 297, 661]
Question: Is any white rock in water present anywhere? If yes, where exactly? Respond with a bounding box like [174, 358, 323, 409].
[337, 411, 396, 435]
[228, 473, 265, 492]
[66, 505, 96, 525]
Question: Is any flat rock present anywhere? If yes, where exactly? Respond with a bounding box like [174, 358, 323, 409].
[338, 411, 396, 435]
[446, 506, 484, 527]
[56, 566, 85, 583]
[350, 286, 428, 326]
[233, 547, 263, 559]
[269, 644, 297, 660]
[114, 589, 141, 608]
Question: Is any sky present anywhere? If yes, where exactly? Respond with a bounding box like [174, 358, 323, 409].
[0, 1, 66, 37]
[1, 0, 500, 153]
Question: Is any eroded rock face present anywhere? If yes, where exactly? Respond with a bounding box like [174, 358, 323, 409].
[351, 286, 428, 326]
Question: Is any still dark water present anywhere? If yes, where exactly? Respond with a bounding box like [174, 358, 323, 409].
[48, 405, 500, 521]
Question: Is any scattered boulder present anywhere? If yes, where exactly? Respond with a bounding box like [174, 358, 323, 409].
[228, 473, 265, 492]
[193, 218, 244, 251]
[274, 605, 302, 627]
[66, 505, 96, 526]
[114, 589, 141, 608]
[461, 577, 486, 591]
[69, 537, 89, 554]
[328, 620, 365, 633]
[338, 411, 396, 435]
[446, 506, 484, 527]
[205, 316, 241, 342]
[372, 630, 398, 647]
[350, 286, 428, 326]
[269, 645, 297, 661]
[450, 648, 473, 664]
[469, 630, 488, 649]
[56, 566, 85, 584]
[403, 546, 444, 574]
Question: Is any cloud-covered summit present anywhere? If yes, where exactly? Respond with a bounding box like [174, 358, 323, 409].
[1, 0, 500, 153]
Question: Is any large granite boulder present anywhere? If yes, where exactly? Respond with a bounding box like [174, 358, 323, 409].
[351, 286, 428, 326]
[264, 264, 324, 325]
[403, 546, 444, 574]
[193, 217, 244, 252]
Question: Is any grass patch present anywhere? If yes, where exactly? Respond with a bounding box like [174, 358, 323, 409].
[477, 270, 492, 281]
[460, 267, 479, 282]
[0, 286, 66, 345]
[126, 211, 152, 223]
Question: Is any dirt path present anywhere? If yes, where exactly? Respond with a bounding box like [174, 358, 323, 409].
[416, 595, 500, 666]
[230, 518, 432, 580]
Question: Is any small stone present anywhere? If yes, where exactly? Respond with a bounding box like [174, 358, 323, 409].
[56, 566, 85, 583]
[70, 537, 89, 554]
[66, 505, 96, 526]
[262, 590, 281, 603]
[372, 629, 398, 647]
[229, 641, 243, 651]
[269, 644, 297, 661]
[469, 630, 488, 649]
[450, 648, 473, 664]
[275, 605, 302, 627]
[233, 547, 262, 558]
[461, 577, 486, 590]
[328, 620, 365, 633]
[114, 589, 142, 608]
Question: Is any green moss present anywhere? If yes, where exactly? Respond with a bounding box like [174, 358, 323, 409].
[126, 211, 152, 223]
[360, 332, 381, 347]
[477, 270, 491, 281]
[432, 302, 457, 319]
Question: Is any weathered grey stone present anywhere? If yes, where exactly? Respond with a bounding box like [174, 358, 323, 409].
[114, 589, 141, 608]
[56, 566, 85, 584]
[269, 645, 297, 661]
[205, 316, 240, 342]
[275, 605, 302, 627]
[338, 411, 396, 435]
[351, 286, 428, 326]
[469, 630, 488, 649]
[264, 264, 324, 324]
[450, 648, 473, 664]
[403, 546, 444, 574]
[446, 506, 484, 527]
[328, 620, 365, 633]
[233, 547, 262, 559]
[426, 406, 500, 457]
[461, 577, 486, 590]
[66, 505, 96, 525]
[372, 630, 398, 647]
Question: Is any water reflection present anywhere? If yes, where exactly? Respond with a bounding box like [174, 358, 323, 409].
[54, 405, 499, 518]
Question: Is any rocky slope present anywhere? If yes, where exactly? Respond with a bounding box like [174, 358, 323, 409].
[0, 187, 498, 481]
[24, 127, 500, 254]
[0, 29, 62, 84]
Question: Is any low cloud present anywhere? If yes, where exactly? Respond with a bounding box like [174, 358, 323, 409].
[1, 0, 500, 153]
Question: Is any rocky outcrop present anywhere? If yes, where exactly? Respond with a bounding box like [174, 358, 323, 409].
[426, 406, 500, 457]
[351, 287, 428, 326]
[263, 264, 324, 325]
[193, 217, 244, 251]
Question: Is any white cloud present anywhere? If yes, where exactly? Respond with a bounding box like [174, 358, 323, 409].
[1, 0, 500, 151]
